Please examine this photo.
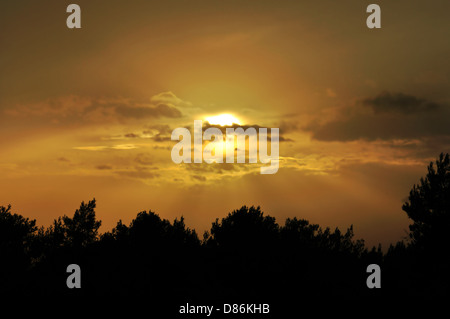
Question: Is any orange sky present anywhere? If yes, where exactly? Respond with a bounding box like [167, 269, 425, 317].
[1, 0, 450, 248]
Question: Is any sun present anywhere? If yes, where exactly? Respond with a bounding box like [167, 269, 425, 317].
[205, 113, 241, 126]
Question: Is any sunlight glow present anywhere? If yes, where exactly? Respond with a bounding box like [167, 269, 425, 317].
[205, 114, 241, 126]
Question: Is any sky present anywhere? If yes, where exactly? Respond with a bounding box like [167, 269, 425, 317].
[1, 0, 449, 248]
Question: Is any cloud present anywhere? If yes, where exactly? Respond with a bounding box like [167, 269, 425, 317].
[278, 120, 299, 133]
[124, 133, 139, 138]
[114, 103, 182, 119]
[114, 125, 174, 141]
[152, 134, 172, 142]
[153, 145, 171, 151]
[142, 124, 176, 143]
[278, 136, 294, 142]
[363, 92, 439, 115]
[3, 94, 184, 125]
[143, 124, 173, 135]
[305, 92, 450, 142]
[192, 175, 207, 182]
[150, 91, 191, 107]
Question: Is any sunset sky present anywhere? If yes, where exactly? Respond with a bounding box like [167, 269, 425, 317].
[1, 0, 449, 248]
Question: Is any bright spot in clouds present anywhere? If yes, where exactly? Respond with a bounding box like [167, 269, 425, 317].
[205, 114, 241, 126]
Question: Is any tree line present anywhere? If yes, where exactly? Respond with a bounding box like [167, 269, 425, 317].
[0, 153, 449, 302]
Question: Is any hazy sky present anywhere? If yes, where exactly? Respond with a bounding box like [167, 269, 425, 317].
[1, 0, 449, 248]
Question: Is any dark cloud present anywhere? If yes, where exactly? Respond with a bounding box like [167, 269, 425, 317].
[115, 103, 182, 119]
[142, 124, 175, 143]
[363, 92, 439, 115]
[278, 120, 299, 133]
[3, 96, 183, 126]
[121, 125, 174, 141]
[152, 134, 172, 142]
[278, 136, 294, 142]
[96, 164, 113, 170]
[192, 175, 207, 182]
[305, 92, 450, 142]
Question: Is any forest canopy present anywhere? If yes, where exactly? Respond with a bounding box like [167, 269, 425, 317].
[0, 153, 449, 300]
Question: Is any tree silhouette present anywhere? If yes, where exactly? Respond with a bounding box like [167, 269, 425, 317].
[2, 153, 449, 302]
[105, 210, 199, 249]
[207, 205, 279, 251]
[375, 152, 450, 299]
[0, 205, 37, 249]
[45, 199, 101, 249]
[402, 152, 450, 250]
[0, 205, 37, 292]
[281, 217, 366, 257]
